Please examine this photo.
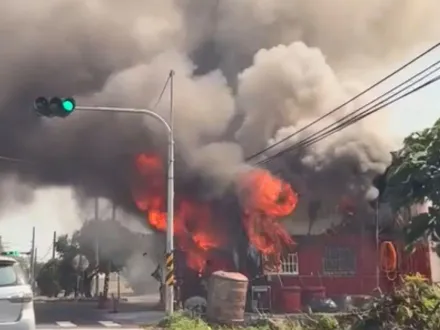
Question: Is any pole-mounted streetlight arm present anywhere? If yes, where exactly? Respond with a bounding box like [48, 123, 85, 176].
[75, 106, 172, 134]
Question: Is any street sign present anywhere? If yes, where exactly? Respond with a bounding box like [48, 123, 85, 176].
[1, 251, 20, 257]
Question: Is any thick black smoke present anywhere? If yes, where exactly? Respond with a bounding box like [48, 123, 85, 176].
[0, 0, 439, 222]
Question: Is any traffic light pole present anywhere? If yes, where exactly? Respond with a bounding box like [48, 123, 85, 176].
[74, 72, 175, 314]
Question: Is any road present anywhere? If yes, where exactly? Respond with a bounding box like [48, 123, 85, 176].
[34, 294, 162, 329]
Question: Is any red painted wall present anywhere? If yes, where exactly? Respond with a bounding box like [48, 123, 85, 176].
[268, 234, 432, 311]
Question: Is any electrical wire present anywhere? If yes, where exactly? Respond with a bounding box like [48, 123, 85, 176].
[150, 74, 172, 111]
[244, 41, 440, 162]
[259, 61, 440, 160]
[257, 71, 440, 166]
[255, 64, 440, 166]
[293, 69, 440, 150]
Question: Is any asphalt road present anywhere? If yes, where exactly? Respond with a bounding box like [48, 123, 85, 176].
[34, 294, 161, 329]
[35, 300, 114, 328]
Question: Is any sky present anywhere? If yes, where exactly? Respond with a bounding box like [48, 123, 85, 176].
[387, 49, 440, 139]
[0, 50, 439, 263]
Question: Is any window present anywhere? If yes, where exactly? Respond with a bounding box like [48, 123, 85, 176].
[280, 253, 299, 274]
[0, 261, 27, 287]
[262, 253, 299, 275]
[323, 247, 356, 276]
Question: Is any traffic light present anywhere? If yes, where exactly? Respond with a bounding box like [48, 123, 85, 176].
[1, 251, 20, 257]
[33, 97, 76, 118]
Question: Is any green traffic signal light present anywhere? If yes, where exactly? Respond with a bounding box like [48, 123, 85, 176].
[33, 97, 76, 118]
[61, 98, 75, 112]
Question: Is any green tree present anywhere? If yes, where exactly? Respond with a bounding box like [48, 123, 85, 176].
[73, 220, 133, 299]
[34, 261, 45, 279]
[53, 221, 135, 299]
[385, 118, 440, 249]
[54, 234, 80, 296]
[36, 259, 61, 297]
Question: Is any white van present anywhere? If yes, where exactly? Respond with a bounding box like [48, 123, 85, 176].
[0, 256, 35, 330]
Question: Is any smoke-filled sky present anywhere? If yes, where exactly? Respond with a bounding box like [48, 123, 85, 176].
[0, 0, 440, 257]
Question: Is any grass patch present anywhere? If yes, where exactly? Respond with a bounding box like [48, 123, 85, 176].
[150, 312, 338, 330]
[157, 312, 212, 330]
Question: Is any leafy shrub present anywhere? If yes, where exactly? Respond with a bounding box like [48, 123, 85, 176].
[36, 259, 61, 297]
[158, 312, 211, 330]
[352, 273, 440, 330]
[312, 315, 340, 330]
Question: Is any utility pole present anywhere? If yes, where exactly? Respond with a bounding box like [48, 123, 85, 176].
[117, 271, 121, 300]
[95, 240, 100, 297]
[164, 70, 175, 315]
[33, 248, 38, 290]
[76, 254, 83, 300]
[94, 197, 100, 297]
[375, 200, 380, 289]
[30, 227, 36, 289]
[52, 231, 57, 259]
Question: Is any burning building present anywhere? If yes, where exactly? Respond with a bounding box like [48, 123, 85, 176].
[0, 0, 438, 313]
[131, 153, 300, 303]
[130, 152, 440, 312]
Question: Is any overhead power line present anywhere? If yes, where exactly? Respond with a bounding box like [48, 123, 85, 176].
[295, 68, 440, 149]
[244, 41, 440, 162]
[150, 74, 172, 111]
[255, 63, 440, 167]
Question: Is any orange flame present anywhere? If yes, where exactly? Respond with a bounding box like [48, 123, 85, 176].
[132, 153, 299, 272]
[237, 169, 298, 255]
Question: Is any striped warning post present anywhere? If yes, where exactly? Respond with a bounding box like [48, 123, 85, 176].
[165, 251, 175, 286]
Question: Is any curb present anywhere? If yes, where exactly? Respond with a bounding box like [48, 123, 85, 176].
[105, 311, 165, 326]
[34, 297, 128, 303]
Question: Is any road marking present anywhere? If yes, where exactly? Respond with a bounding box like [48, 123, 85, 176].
[98, 321, 121, 327]
[56, 321, 78, 327]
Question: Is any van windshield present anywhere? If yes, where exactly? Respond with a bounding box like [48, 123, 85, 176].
[0, 261, 27, 287]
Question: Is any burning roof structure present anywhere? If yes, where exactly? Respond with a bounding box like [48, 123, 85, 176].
[132, 153, 298, 272]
